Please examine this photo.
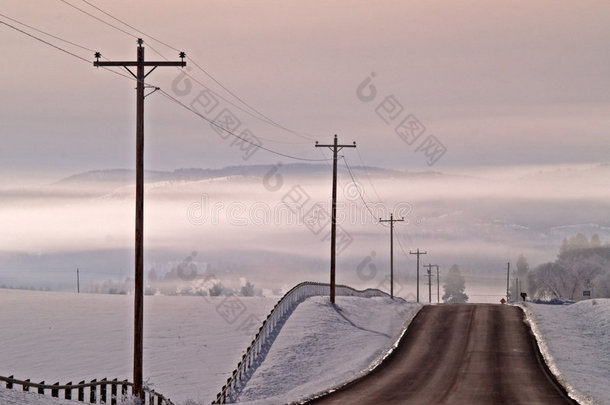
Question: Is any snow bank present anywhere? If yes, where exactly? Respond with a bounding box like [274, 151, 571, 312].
[522, 299, 610, 405]
[0, 387, 75, 405]
[235, 296, 421, 404]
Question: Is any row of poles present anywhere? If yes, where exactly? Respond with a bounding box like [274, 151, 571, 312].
[92, 39, 442, 401]
[315, 135, 441, 304]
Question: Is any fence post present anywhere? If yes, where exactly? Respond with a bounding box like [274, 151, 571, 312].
[121, 380, 128, 397]
[89, 378, 97, 403]
[38, 381, 45, 395]
[23, 379, 30, 392]
[65, 382, 72, 400]
[111, 378, 118, 405]
[6, 375, 13, 389]
[78, 380, 85, 401]
[52, 382, 59, 398]
[100, 378, 107, 403]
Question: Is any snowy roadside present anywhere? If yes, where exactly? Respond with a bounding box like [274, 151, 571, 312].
[0, 387, 77, 405]
[234, 296, 422, 404]
[521, 299, 610, 405]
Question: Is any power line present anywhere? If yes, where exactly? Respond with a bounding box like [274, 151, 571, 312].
[186, 56, 316, 142]
[77, 0, 179, 51]
[145, 43, 308, 146]
[57, 0, 138, 39]
[0, 19, 91, 63]
[0, 15, 142, 83]
[0, 12, 95, 53]
[394, 227, 411, 257]
[342, 156, 387, 226]
[157, 89, 331, 162]
[69, 0, 316, 142]
[355, 148, 386, 204]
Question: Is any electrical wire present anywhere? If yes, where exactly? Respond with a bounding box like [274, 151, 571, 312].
[57, 0, 138, 39]
[186, 56, 316, 142]
[157, 89, 332, 163]
[77, 0, 178, 51]
[393, 226, 413, 256]
[0, 16, 146, 86]
[70, 0, 316, 142]
[355, 148, 386, 204]
[145, 43, 308, 146]
[0, 19, 91, 63]
[0, 11, 95, 53]
[342, 155, 387, 226]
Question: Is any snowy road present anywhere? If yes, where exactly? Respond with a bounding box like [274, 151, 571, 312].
[308, 304, 576, 405]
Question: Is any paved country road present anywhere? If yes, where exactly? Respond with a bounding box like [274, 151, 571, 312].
[307, 304, 576, 405]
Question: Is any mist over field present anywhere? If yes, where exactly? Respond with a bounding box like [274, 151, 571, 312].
[1, 163, 608, 302]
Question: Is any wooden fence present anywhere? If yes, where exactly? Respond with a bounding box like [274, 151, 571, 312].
[0, 375, 173, 405]
[212, 282, 398, 404]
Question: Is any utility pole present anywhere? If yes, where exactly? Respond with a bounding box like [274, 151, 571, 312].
[433, 264, 440, 303]
[409, 249, 427, 303]
[506, 262, 510, 302]
[379, 213, 404, 299]
[93, 39, 185, 400]
[77, 268, 80, 294]
[315, 134, 356, 304]
[424, 264, 434, 303]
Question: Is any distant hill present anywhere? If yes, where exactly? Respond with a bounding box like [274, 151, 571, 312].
[56, 164, 444, 187]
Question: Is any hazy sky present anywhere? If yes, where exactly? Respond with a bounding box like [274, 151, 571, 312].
[1, 0, 608, 186]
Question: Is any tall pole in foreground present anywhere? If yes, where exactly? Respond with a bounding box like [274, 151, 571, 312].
[379, 213, 404, 299]
[410, 249, 427, 303]
[94, 39, 185, 400]
[315, 134, 356, 304]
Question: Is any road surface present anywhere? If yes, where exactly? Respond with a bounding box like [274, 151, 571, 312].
[308, 304, 576, 405]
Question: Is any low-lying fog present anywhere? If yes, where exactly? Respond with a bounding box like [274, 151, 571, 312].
[1, 163, 608, 302]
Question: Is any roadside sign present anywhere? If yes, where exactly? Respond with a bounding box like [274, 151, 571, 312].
[583, 290, 591, 297]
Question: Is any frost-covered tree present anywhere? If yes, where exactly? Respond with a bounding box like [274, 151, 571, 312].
[209, 282, 224, 297]
[240, 281, 255, 297]
[528, 234, 610, 300]
[442, 264, 469, 303]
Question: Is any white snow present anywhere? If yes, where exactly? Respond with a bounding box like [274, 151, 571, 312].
[5, 288, 608, 405]
[0, 386, 76, 405]
[523, 299, 610, 405]
[235, 296, 421, 404]
[0, 289, 419, 405]
[0, 289, 277, 404]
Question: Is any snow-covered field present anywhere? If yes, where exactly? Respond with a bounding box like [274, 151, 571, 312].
[0, 289, 277, 404]
[0, 289, 419, 405]
[4, 288, 608, 405]
[523, 299, 610, 405]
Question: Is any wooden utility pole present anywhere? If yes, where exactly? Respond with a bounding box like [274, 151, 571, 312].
[93, 39, 185, 400]
[506, 262, 510, 302]
[315, 134, 356, 304]
[434, 264, 439, 303]
[379, 213, 404, 299]
[76, 268, 80, 294]
[409, 249, 427, 303]
[424, 264, 434, 303]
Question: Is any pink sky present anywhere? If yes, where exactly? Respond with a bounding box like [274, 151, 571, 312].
[1, 0, 609, 186]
